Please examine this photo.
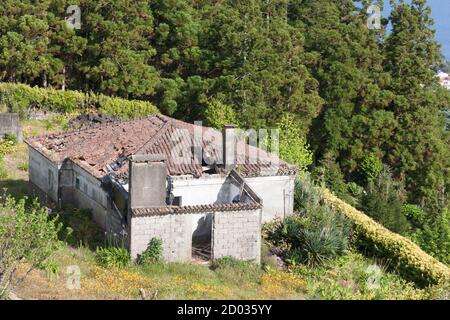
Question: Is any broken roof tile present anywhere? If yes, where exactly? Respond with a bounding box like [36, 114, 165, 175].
[26, 114, 297, 179]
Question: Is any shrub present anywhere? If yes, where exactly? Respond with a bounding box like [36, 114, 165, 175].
[360, 153, 383, 182]
[312, 154, 356, 206]
[277, 113, 313, 172]
[269, 173, 352, 268]
[402, 204, 426, 228]
[409, 208, 450, 265]
[97, 94, 159, 119]
[282, 206, 352, 268]
[321, 188, 450, 286]
[203, 99, 239, 128]
[0, 197, 63, 297]
[137, 238, 163, 265]
[0, 82, 159, 119]
[96, 246, 130, 269]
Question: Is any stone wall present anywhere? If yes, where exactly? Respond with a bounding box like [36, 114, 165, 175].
[129, 213, 192, 261]
[212, 209, 261, 263]
[0, 113, 22, 142]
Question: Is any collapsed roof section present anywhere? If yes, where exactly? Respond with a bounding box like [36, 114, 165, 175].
[26, 114, 297, 180]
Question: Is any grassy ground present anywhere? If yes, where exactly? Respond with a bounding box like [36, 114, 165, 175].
[2, 114, 445, 300]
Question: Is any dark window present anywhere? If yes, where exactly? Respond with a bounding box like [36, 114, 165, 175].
[173, 196, 182, 206]
[75, 177, 80, 190]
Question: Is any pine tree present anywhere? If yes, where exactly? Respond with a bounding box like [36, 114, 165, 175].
[384, 0, 450, 211]
[291, 0, 395, 180]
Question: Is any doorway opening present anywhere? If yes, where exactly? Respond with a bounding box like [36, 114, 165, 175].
[191, 213, 213, 263]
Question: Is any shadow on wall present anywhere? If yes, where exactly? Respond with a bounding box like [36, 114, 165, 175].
[192, 213, 213, 244]
[215, 177, 241, 204]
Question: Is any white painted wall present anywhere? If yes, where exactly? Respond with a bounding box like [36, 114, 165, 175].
[28, 147, 59, 202]
[171, 175, 240, 205]
[172, 174, 295, 223]
[245, 175, 295, 222]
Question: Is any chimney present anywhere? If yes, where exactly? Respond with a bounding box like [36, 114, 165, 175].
[128, 154, 167, 209]
[222, 124, 237, 172]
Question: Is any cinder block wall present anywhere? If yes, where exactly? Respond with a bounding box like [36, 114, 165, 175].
[212, 209, 262, 263]
[130, 214, 192, 261]
[0, 113, 22, 142]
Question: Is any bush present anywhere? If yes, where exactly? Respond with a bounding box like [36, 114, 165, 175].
[96, 246, 130, 269]
[0, 82, 159, 119]
[321, 188, 450, 286]
[0, 197, 63, 297]
[282, 206, 352, 268]
[402, 204, 426, 228]
[312, 154, 356, 206]
[360, 153, 383, 182]
[409, 208, 450, 265]
[137, 238, 163, 265]
[203, 99, 238, 128]
[268, 173, 352, 268]
[277, 113, 313, 172]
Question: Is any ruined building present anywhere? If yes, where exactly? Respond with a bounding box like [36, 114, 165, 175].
[25, 115, 297, 263]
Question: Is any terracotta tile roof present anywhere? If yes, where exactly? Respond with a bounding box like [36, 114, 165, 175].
[131, 202, 262, 217]
[26, 114, 297, 179]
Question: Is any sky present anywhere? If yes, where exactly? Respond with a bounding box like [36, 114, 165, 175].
[383, 0, 450, 60]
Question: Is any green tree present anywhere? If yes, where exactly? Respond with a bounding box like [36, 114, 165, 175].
[362, 166, 410, 235]
[0, 197, 62, 298]
[277, 113, 313, 172]
[384, 0, 450, 212]
[203, 98, 238, 128]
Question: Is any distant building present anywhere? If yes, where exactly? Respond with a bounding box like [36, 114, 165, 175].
[25, 115, 297, 263]
[437, 71, 450, 90]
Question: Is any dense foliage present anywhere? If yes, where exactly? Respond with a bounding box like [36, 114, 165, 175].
[0, 197, 62, 297]
[321, 188, 450, 287]
[0, 0, 448, 265]
[264, 174, 352, 268]
[0, 82, 159, 118]
[137, 238, 163, 265]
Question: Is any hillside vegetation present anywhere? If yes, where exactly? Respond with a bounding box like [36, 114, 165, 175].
[1, 0, 449, 267]
[0, 0, 449, 300]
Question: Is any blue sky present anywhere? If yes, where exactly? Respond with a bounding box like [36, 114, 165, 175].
[383, 0, 450, 60]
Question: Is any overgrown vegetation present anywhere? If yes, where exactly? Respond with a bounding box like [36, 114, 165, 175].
[0, 197, 62, 298]
[0, 82, 159, 119]
[137, 238, 163, 265]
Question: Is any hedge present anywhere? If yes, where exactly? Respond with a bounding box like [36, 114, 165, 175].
[321, 188, 450, 286]
[0, 82, 159, 119]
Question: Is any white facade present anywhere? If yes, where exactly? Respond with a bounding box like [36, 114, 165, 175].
[172, 174, 295, 223]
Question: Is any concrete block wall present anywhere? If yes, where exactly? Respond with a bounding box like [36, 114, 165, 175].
[0, 113, 22, 142]
[130, 214, 192, 262]
[212, 209, 261, 263]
